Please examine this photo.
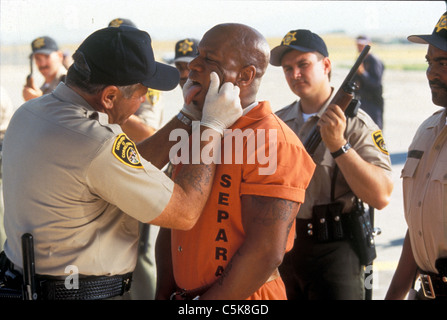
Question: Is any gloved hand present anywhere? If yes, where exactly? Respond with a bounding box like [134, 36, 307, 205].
[201, 72, 242, 135]
[180, 78, 202, 121]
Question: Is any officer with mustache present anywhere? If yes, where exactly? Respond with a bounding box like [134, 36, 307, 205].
[22, 36, 67, 101]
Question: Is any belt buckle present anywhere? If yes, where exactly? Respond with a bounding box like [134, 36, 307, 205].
[420, 274, 436, 299]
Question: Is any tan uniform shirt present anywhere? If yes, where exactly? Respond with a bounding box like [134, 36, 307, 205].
[40, 65, 67, 95]
[2, 83, 174, 276]
[135, 89, 164, 130]
[402, 108, 447, 273]
[276, 91, 392, 219]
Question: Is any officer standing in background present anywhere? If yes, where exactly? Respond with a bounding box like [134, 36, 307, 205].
[353, 35, 385, 130]
[386, 11, 447, 300]
[22, 36, 67, 101]
[271, 29, 393, 299]
[1, 25, 242, 300]
[173, 38, 199, 88]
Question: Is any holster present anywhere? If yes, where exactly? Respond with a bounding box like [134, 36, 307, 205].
[310, 164, 377, 266]
[345, 198, 377, 265]
[0, 251, 24, 299]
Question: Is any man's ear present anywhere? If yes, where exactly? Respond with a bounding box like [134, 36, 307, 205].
[323, 57, 332, 77]
[236, 65, 256, 88]
[100, 86, 120, 110]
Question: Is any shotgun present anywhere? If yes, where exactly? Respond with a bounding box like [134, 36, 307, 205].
[303, 45, 370, 156]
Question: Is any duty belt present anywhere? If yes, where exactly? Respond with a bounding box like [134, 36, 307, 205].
[419, 270, 447, 299]
[38, 273, 132, 300]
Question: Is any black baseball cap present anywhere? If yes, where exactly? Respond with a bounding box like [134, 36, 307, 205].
[174, 38, 199, 63]
[408, 11, 447, 51]
[73, 26, 179, 90]
[31, 36, 59, 55]
[270, 29, 329, 66]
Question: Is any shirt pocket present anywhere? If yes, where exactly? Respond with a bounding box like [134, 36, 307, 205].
[401, 156, 421, 214]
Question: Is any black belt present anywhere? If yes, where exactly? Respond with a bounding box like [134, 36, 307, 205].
[37, 273, 132, 300]
[419, 270, 447, 299]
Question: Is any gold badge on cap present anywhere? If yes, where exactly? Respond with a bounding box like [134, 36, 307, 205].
[112, 134, 143, 168]
[282, 31, 297, 46]
[32, 38, 46, 49]
[178, 39, 194, 55]
[109, 18, 124, 27]
[372, 130, 389, 155]
[435, 13, 447, 33]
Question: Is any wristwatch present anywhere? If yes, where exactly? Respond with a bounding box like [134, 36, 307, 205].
[177, 112, 192, 126]
[330, 142, 351, 159]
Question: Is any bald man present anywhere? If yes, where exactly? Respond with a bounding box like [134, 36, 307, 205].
[155, 23, 315, 300]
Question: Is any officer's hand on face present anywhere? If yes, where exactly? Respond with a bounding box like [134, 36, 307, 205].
[200, 72, 243, 135]
[318, 103, 347, 153]
[181, 78, 202, 121]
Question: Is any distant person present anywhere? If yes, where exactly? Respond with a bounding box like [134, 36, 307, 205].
[386, 11, 447, 301]
[174, 38, 199, 88]
[22, 36, 67, 101]
[353, 35, 385, 129]
[63, 50, 74, 69]
[271, 29, 393, 300]
[0, 86, 14, 252]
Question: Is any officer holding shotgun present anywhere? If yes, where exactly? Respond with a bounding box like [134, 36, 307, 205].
[272, 29, 393, 300]
[22, 36, 67, 101]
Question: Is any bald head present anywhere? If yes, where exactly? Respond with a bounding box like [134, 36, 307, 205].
[205, 23, 270, 79]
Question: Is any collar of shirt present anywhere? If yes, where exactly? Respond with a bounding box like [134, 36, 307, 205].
[52, 82, 110, 125]
[242, 101, 259, 116]
[229, 101, 271, 130]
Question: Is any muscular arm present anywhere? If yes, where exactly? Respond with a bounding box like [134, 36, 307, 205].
[200, 195, 300, 300]
[121, 114, 156, 143]
[319, 103, 393, 209]
[148, 125, 218, 230]
[385, 230, 419, 300]
[137, 115, 191, 169]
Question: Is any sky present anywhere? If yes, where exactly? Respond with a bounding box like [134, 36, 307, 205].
[0, 0, 446, 46]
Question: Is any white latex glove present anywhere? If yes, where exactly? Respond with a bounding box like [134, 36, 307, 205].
[180, 78, 202, 120]
[201, 72, 243, 135]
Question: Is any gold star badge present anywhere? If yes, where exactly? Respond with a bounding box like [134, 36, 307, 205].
[281, 31, 297, 46]
[109, 18, 124, 27]
[435, 13, 447, 33]
[178, 39, 194, 55]
[32, 38, 45, 49]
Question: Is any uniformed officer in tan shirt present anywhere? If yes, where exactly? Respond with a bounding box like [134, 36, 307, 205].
[1, 26, 242, 300]
[386, 11, 447, 300]
[271, 29, 393, 300]
[22, 36, 67, 101]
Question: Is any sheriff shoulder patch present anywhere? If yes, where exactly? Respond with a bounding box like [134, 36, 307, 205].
[112, 134, 143, 168]
[372, 130, 389, 155]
